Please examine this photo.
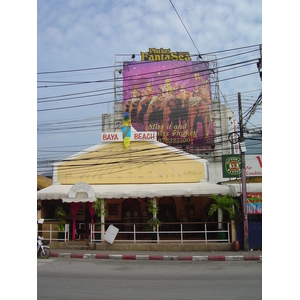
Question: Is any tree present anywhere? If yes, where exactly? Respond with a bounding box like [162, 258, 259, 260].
[208, 194, 240, 229]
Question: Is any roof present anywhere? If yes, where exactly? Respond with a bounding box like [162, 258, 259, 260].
[37, 175, 52, 190]
[223, 183, 262, 197]
[53, 140, 209, 185]
[38, 136, 228, 201]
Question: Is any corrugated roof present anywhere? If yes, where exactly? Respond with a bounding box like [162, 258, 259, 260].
[37, 175, 52, 190]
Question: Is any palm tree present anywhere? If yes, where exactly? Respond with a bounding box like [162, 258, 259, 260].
[208, 194, 240, 229]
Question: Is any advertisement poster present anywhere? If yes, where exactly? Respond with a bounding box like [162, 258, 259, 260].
[123, 61, 214, 150]
[222, 155, 242, 178]
[247, 193, 262, 214]
[222, 155, 262, 178]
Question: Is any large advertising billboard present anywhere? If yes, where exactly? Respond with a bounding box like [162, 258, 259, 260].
[123, 60, 214, 150]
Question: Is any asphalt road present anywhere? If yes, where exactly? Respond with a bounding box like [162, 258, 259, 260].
[37, 258, 262, 300]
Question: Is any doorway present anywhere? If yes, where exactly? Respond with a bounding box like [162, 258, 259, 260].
[158, 197, 177, 230]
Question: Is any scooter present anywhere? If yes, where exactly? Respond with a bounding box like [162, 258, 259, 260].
[37, 236, 51, 259]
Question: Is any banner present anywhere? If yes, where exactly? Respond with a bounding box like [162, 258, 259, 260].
[247, 193, 262, 214]
[123, 61, 214, 150]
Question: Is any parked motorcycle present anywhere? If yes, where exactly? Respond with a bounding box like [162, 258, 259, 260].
[37, 236, 51, 259]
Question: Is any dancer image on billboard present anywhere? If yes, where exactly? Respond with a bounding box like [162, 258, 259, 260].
[123, 61, 214, 149]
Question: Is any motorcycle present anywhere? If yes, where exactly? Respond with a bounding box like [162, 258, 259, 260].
[37, 236, 51, 259]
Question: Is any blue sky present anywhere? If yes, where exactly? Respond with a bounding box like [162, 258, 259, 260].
[4, 2, 300, 292]
[36, 0, 262, 173]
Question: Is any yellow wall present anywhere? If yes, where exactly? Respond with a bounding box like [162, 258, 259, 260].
[57, 141, 206, 184]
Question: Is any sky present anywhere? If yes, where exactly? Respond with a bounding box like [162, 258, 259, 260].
[36, 0, 262, 173]
[3, 2, 300, 295]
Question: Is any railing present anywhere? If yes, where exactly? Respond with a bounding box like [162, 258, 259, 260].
[37, 223, 70, 242]
[37, 221, 231, 244]
[90, 221, 231, 244]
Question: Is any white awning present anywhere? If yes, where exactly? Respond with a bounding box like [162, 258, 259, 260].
[37, 182, 230, 201]
[225, 183, 262, 197]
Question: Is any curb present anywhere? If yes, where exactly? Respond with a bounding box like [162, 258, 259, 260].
[50, 252, 262, 262]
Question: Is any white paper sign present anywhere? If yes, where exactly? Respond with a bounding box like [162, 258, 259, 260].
[104, 225, 119, 244]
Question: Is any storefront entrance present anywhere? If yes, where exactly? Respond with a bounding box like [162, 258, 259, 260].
[158, 197, 177, 230]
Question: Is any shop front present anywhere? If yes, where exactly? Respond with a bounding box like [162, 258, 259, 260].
[37, 131, 231, 244]
[227, 183, 262, 250]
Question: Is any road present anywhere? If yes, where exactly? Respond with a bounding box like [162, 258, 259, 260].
[37, 258, 262, 300]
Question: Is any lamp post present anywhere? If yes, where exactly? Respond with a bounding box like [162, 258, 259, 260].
[238, 92, 249, 251]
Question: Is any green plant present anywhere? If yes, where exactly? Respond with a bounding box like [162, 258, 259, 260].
[147, 217, 161, 229]
[92, 198, 108, 219]
[95, 223, 102, 231]
[92, 198, 107, 241]
[208, 194, 240, 220]
[56, 223, 66, 232]
[208, 194, 240, 229]
[147, 198, 160, 231]
[55, 206, 66, 232]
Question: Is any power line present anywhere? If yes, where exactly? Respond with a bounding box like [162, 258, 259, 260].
[170, 0, 202, 57]
[37, 70, 258, 112]
[37, 44, 260, 76]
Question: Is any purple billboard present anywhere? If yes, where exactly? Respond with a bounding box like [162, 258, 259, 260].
[123, 61, 214, 150]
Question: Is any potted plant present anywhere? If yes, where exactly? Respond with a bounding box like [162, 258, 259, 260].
[55, 206, 66, 241]
[208, 194, 240, 240]
[92, 198, 107, 241]
[147, 198, 160, 241]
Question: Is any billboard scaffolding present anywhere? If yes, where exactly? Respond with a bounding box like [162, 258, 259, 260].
[113, 54, 224, 158]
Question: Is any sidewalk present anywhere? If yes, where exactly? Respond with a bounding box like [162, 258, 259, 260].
[49, 248, 262, 262]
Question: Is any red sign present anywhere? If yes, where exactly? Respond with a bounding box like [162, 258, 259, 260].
[247, 193, 262, 214]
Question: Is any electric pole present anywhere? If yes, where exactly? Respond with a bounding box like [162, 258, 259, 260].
[257, 44, 262, 81]
[238, 92, 249, 251]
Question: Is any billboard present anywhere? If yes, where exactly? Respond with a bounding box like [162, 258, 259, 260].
[122, 60, 214, 150]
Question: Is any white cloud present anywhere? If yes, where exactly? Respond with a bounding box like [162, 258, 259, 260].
[37, 0, 262, 166]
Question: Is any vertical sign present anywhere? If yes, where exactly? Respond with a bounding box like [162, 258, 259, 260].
[122, 112, 131, 149]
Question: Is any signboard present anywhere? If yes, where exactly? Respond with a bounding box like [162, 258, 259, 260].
[222, 155, 241, 178]
[102, 131, 157, 142]
[122, 112, 131, 149]
[123, 60, 214, 151]
[141, 48, 191, 61]
[222, 155, 262, 178]
[247, 193, 262, 214]
[231, 117, 240, 154]
[104, 225, 119, 244]
[246, 155, 262, 177]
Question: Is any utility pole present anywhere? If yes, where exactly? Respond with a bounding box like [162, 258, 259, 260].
[257, 44, 262, 80]
[238, 92, 249, 251]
